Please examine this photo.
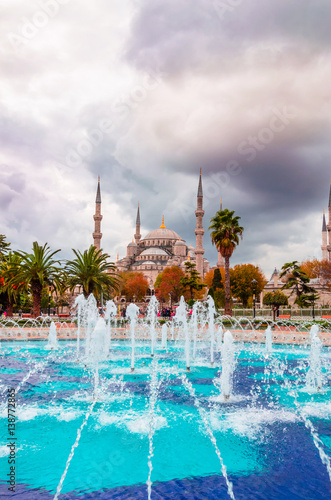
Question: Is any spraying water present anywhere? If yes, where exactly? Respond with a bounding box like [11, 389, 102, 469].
[174, 296, 190, 371]
[146, 357, 160, 500]
[220, 330, 235, 400]
[265, 326, 273, 353]
[127, 303, 140, 372]
[104, 300, 117, 352]
[191, 301, 199, 360]
[84, 295, 99, 359]
[161, 323, 167, 350]
[146, 295, 159, 356]
[46, 321, 58, 350]
[89, 317, 108, 397]
[181, 374, 236, 500]
[306, 325, 323, 391]
[206, 295, 216, 365]
[74, 294, 86, 358]
[216, 326, 223, 352]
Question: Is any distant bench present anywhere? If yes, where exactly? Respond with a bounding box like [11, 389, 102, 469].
[322, 315, 331, 319]
[279, 315, 291, 319]
[58, 314, 71, 318]
[22, 314, 32, 318]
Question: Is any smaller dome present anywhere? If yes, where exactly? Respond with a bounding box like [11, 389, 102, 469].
[140, 247, 168, 256]
[128, 241, 137, 247]
[175, 239, 186, 246]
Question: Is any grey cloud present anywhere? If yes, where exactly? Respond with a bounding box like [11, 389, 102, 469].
[125, 0, 331, 76]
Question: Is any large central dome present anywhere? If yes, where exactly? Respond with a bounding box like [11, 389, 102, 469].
[143, 227, 181, 240]
[142, 216, 181, 241]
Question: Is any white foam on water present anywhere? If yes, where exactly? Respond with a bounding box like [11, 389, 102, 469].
[209, 408, 297, 439]
[0, 445, 9, 457]
[98, 412, 122, 426]
[15, 404, 82, 422]
[125, 413, 167, 435]
[57, 410, 80, 422]
[301, 402, 331, 419]
[0, 443, 37, 457]
[97, 410, 167, 435]
[17, 406, 47, 421]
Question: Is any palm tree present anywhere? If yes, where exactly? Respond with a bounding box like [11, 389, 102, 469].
[0, 252, 25, 317]
[65, 245, 119, 299]
[10, 242, 61, 318]
[0, 234, 10, 260]
[209, 209, 244, 316]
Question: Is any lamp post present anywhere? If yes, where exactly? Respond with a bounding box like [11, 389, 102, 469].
[312, 293, 315, 321]
[170, 290, 173, 311]
[251, 279, 257, 320]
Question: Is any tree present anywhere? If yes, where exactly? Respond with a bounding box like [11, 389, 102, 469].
[209, 209, 244, 315]
[118, 271, 149, 302]
[9, 242, 61, 318]
[0, 235, 10, 260]
[280, 261, 318, 307]
[205, 268, 225, 309]
[154, 266, 185, 304]
[230, 264, 266, 308]
[0, 252, 25, 316]
[65, 245, 119, 300]
[180, 262, 206, 300]
[263, 290, 288, 321]
[301, 259, 331, 290]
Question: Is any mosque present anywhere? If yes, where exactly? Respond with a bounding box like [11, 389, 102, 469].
[92, 172, 224, 292]
[321, 182, 331, 261]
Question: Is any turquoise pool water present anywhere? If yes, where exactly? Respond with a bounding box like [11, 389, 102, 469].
[0, 340, 331, 499]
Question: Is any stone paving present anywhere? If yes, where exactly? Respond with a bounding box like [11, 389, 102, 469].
[1, 327, 331, 346]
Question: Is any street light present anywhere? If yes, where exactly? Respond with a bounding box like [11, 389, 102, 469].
[251, 279, 257, 320]
[170, 290, 173, 311]
[312, 293, 315, 321]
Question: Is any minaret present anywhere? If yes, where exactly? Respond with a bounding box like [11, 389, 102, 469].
[327, 180, 331, 261]
[195, 169, 205, 278]
[93, 176, 102, 250]
[217, 198, 225, 268]
[134, 203, 141, 244]
[322, 210, 328, 261]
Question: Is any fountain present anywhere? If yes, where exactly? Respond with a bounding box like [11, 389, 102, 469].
[104, 299, 117, 352]
[1, 296, 331, 500]
[89, 317, 108, 396]
[126, 303, 139, 372]
[46, 321, 58, 350]
[206, 295, 216, 365]
[219, 330, 235, 400]
[161, 323, 168, 350]
[216, 325, 223, 352]
[146, 295, 158, 356]
[265, 325, 272, 353]
[191, 300, 200, 360]
[306, 325, 323, 391]
[84, 294, 99, 359]
[74, 294, 86, 357]
[174, 296, 190, 371]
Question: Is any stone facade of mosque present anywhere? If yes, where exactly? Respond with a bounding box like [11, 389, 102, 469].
[93, 172, 212, 293]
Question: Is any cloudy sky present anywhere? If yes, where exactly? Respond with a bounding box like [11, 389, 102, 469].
[1, 0, 331, 278]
